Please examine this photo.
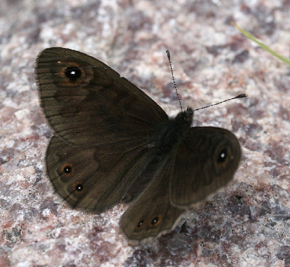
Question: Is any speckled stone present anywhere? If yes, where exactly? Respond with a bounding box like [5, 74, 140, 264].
[1, 0, 290, 266]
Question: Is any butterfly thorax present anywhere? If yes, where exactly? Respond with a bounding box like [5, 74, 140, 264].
[154, 107, 193, 156]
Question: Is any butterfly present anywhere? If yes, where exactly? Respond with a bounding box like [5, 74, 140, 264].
[35, 47, 243, 243]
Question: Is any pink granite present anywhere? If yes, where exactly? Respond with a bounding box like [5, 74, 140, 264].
[0, 0, 290, 266]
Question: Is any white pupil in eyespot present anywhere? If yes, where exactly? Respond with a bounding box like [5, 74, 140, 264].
[71, 71, 76, 75]
[220, 152, 225, 158]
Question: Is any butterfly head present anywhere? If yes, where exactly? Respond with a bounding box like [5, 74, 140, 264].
[175, 107, 194, 127]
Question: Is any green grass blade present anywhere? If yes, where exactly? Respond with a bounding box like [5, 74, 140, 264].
[233, 22, 290, 66]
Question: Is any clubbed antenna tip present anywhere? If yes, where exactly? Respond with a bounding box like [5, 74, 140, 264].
[235, 94, 248, 98]
[166, 49, 171, 60]
[194, 94, 248, 112]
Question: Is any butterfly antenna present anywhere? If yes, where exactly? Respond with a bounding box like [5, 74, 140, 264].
[194, 94, 248, 111]
[166, 50, 183, 112]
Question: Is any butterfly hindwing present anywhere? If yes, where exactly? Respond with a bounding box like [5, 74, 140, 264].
[46, 135, 156, 212]
[120, 152, 185, 242]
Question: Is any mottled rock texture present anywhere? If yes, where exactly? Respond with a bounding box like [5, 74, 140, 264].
[1, 0, 290, 266]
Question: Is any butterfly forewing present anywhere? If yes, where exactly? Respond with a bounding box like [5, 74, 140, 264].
[35, 47, 168, 146]
[169, 127, 241, 208]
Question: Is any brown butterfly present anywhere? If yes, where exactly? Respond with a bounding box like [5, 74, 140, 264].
[35, 47, 242, 243]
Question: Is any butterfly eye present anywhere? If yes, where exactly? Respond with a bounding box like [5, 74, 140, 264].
[73, 182, 85, 193]
[149, 215, 162, 227]
[64, 66, 82, 81]
[61, 163, 74, 176]
[135, 220, 144, 230]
